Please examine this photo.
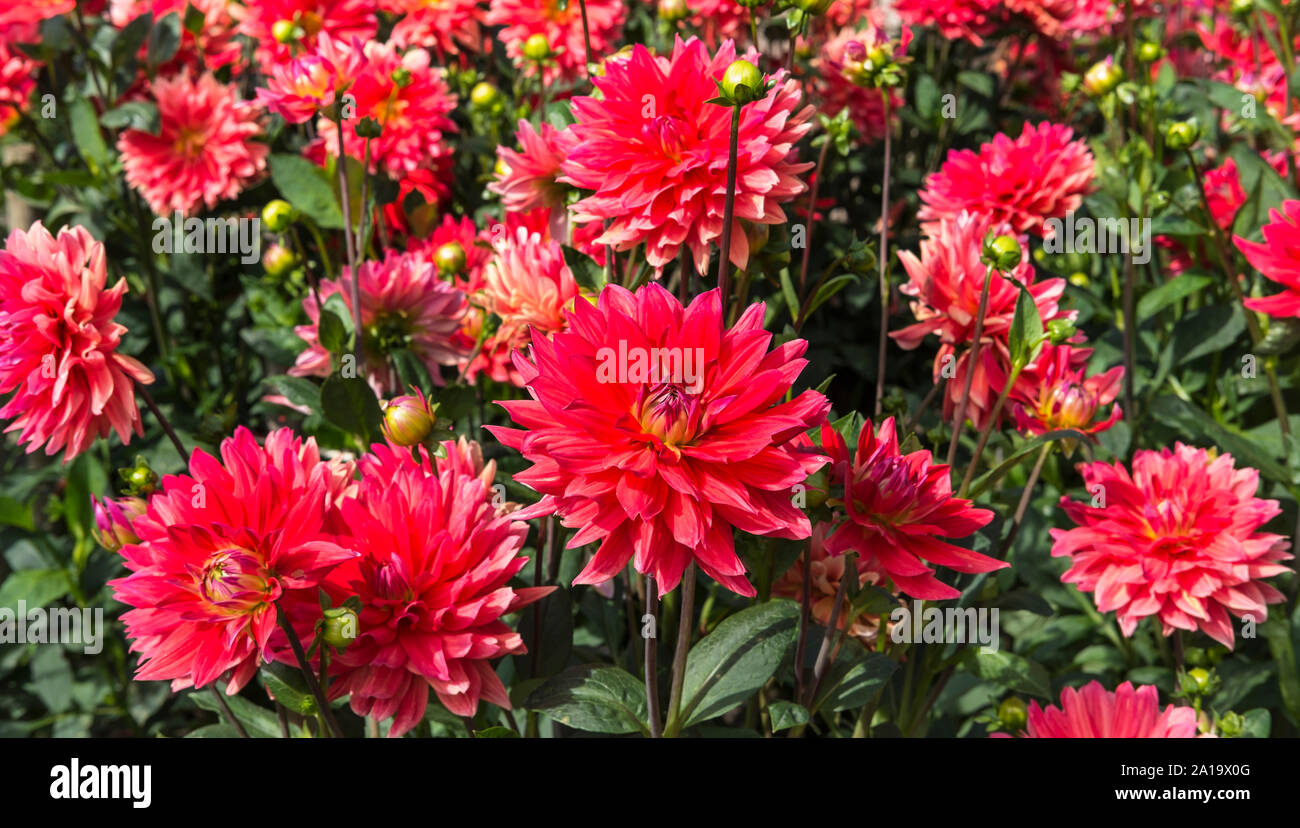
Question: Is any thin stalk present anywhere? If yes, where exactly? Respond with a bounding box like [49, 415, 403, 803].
[275, 603, 345, 738]
[335, 114, 365, 369]
[136, 382, 188, 462]
[644, 576, 662, 737]
[946, 265, 996, 466]
[664, 563, 697, 736]
[798, 135, 831, 294]
[875, 91, 894, 417]
[578, 0, 594, 79]
[792, 547, 814, 705]
[804, 569, 849, 708]
[958, 362, 1024, 497]
[997, 442, 1052, 557]
[208, 685, 250, 738]
[717, 105, 743, 328]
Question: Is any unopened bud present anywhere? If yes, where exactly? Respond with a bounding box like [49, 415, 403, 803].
[381, 388, 439, 447]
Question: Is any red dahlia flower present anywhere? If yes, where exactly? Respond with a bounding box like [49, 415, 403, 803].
[560, 37, 813, 274]
[1011, 343, 1123, 439]
[1236, 199, 1300, 319]
[486, 0, 625, 85]
[110, 427, 358, 694]
[821, 417, 1004, 600]
[325, 440, 551, 735]
[919, 121, 1095, 236]
[488, 284, 830, 596]
[232, 0, 376, 66]
[1051, 445, 1293, 648]
[995, 681, 1198, 738]
[0, 222, 155, 461]
[386, 0, 485, 57]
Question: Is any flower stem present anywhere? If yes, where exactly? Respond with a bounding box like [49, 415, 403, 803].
[664, 562, 697, 737]
[792, 546, 814, 705]
[958, 362, 1023, 497]
[717, 104, 742, 329]
[875, 91, 894, 417]
[644, 576, 662, 737]
[997, 442, 1052, 557]
[946, 265, 996, 467]
[334, 113, 365, 369]
[798, 134, 830, 294]
[803, 563, 849, 709]
[136, 381, 188, 462]
[208, 685, 249, 738]
[578, 0, 594, 79]
[275, 603, 345, 738]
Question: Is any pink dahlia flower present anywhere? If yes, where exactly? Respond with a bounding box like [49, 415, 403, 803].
[291, 249, 469, 395]
[1236, 199, 1300, 319]
[481, 225, 581, 346]
[489, 119, 576, 213]
[0, 36, 37, 137]
[995, 681, 1198, 738]
[1011, 343, 1123, 439]
[1051, 444, 1293, 648]
[311, 41, 456, 177]
[813, 26, 903, 142]
[919, 121, 1095, 237]
[893, 0, 998, 45]
[118, 70, 267, 216]
[110, 427, 359, 694]
[773, 522, 894, 647]
[821, 418, 1003, 600]
[0, 223, 155, 461]
[232, 0, 376, 66]
[325, 440, 551, 734]
[0, 0, 74, 27]
[488, 284, 830, 596]
[891, 212, 1075, 432]
[561, 37, 813, 274]
[486, 0, 625, 85]
[386, 0, 485, 56]
[255, 34, 364, 124]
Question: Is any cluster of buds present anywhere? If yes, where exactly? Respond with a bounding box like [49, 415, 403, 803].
[838, 32, 911, 90]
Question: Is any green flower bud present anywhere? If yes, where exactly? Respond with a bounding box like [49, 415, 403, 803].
[1068, 272, 1090, 288]
[1046, 318, 1076, 346]
[1137, 42, 1165, 63]
[998, 697, 1028, 732]
[1164, 120, 1200, 151]
[1082, 57, 1124, 97]
[470, 81, 502, 111]
[321, 606, 358, 650]
[272, 19, 300, 44]
[381, 388, 439, 447]
[262, 199, 297, 232]
[392, 67, 414, 88]
[523, 34, 552, 62]
[720, 59, 764, 105]
[981, 233, 1022, 271]
[263, 243, 299, 277]
[658, 0, 690, 21]
[796, 0, 833, 13]
[1148, 190, 1170, 211]
[434, 242, 467, 277]
[355, 116, 382, 138]
[1229, 0, 1254, 16]
[119, 456, 160, 496]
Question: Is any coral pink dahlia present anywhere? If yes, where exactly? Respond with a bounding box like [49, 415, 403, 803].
[0, 222, 155, 461]
[996, 681, 1198, 738]
[118, 70, 267, 216]
[232, 0, 376, 66]
[486, 0, 625, 85]
[325, 440, 551, 734]
[1051, 445, 1293, 649]
[1236, 199, 1300, 319]
[821, 417, 1004, 600]
[489, 118, 576, 213]
[919, 121, 1095, 237]
[560, 37, 813, 274]
[1011, 343, 1123, 439]
[109, 427, 359, 694]
[488, 284, 830, 596]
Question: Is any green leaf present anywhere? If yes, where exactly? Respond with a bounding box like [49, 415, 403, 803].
[473, 726, 520, 738]
[1008, 283, 1044, 368]
[1239, 709, 1270, 738]
[1147, 396, 1290, 484]
[805, 273, 859, 319]
[1137, 272, 1212, 320]
[146, 11, 181, 69]
[69, 94, 108, 173]
[964, 649, 1052, 698]
[190, 690, 283, 738]
[914, 74, 940, 120]
[778, 267, 800, 323]
[815, 646, 897, 712]
[317, 309, 349, 355]
[0, 496, 34, 531]
[260, 664, 316, 716]
[561, 245, 605, 292]
[514, 586, 574, 681]
[0, 570, 70, 611]
[111, 13, 153, 67]
[182, 2, 206, 35]
[268, 154, 345, 230]
[319, 373, 382, 446]
[100, 101, 160, 135]
[525, 664, 650, 735]
[1172, 303, 1245, 366]
[1261, 615, 1300, 727]
[262, 375, 321, 413]
[767, 700, 810, 732]
[677, 599, 799, 730]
